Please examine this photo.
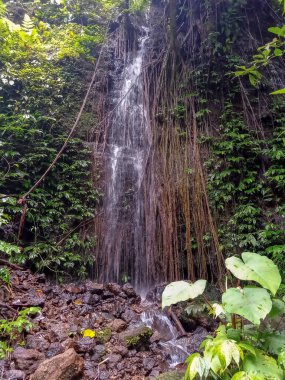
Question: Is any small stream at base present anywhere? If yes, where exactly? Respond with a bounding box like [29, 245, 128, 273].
[141, 309, 192, 367]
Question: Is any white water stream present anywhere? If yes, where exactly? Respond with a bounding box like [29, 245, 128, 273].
[141, 309, 191, 367]
[101, 24, 151, 290]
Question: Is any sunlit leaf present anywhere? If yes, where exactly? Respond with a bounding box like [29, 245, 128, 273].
[162, 280, 206, 309]
[225, 252, 281, 295]
[222, 287, 272, 324]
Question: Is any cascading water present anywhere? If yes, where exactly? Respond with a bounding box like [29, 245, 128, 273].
[99, 24, 150, 290]
[141, 309, 192, 367]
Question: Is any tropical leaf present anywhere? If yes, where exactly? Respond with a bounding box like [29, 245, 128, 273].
[185, 353, 209, 380]
[161, 279, 206, 309]
[222, 287, 272, 324]
[243, 350, 283, 380]
[225, 252, 281, 295]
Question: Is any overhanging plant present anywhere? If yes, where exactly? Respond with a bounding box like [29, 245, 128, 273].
[161, 252, 285, 379]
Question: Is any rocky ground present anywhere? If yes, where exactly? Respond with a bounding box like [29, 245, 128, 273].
[0, 266, 214, 380]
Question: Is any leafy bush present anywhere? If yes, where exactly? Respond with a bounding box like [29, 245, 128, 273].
[162, 252, 285, 379]
[0, 306, 40, 359]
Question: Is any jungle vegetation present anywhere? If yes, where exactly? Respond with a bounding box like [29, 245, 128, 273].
[0, 0, 284, 289]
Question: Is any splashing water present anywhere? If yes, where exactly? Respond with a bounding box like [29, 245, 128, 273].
[141, 309, 191, 367]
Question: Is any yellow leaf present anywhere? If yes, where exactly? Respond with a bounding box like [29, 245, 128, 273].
[82, 329, 96, 338]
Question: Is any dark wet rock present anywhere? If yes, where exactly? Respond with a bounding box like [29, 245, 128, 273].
[101, 312, 114, 321]
[122, 283, 137, 298]
[12, 347, 44, 374]
[85, 282, 104, 294]
[26, 334, 49, 352]
[106, 353, 122, 363]
[98, 371, 109, 380]
[119, 325, 153, 350]
[102, 291, 114, 300]
[30, 348, 84, 380]
[5, 369, 26, 380]
[83, 292, 100, 305]
[74, 337, 96, 353]
[109, 318, 127, 332]
[149, 369, 161, 378]
[143, 357, 156, 371]
[46, 342, 64, 358]
[111, 345, 128, 357]
[12, 296, 45, 307]
[65, 284, 83, 294]
[146, 284, 167, 303]
[106, 283, 122, 295]
[121, 309, 138, 323]
[50, 323, 69, 342]
[150, 330, 161, 343]
[90, 344, 106, 361]
[35, 273, 46, 283]
[175, 326, 208, 354]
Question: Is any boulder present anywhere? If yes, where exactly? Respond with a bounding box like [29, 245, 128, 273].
[30, 348, 84, 380]
[109, 318, 127, 332]
[119, 325, 153, 350]
[12, 347, 44, 374]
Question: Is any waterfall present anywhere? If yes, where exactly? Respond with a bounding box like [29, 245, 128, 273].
[98, 23, 150, 290]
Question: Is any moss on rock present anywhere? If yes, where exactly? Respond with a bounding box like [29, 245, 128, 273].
[119, 325, 153, 350]
[96, 328, 112, 344]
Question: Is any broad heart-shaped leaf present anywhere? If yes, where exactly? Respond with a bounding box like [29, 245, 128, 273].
[222, 287, 272, 325]
[161, 279, 206, 309]
[243, 350, 283, 380]
[225, 252, 281, 295]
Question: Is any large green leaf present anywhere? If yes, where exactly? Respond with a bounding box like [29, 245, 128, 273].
[161, 279, 206, 309]
[185, 353, 209, 380]
[225, 252, 281, 295]
[243, 350, 283, 380]
[222, 287, 272, 325]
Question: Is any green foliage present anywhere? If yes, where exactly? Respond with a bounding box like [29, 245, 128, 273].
[180, 253, 285, 379]
[161, 280, 206, 309]
[234, 1, 285, 93]
[0, 266, 10, 285]
[222, 287, 272, 325]
[202, 98, 285, 275]
[0, 306, 40, 359]
[225, 252, 281, 296]
[0, 0, 113, 275]
[129, 0, 150, 12]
